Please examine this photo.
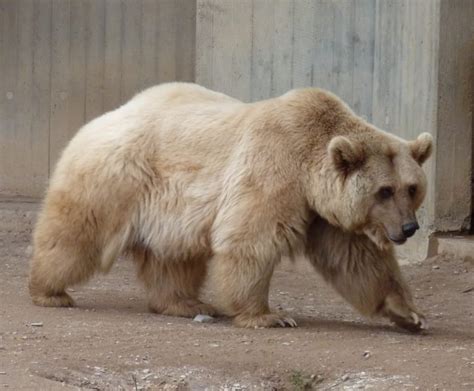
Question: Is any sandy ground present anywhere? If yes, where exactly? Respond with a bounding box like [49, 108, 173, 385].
[0, 201, 473, 390]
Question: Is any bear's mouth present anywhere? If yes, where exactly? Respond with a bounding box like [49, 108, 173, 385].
[389, 236, 407, 245]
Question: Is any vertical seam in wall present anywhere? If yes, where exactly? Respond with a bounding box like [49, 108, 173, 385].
[396, 2, 403, 131]
[67, 1, 72, 139]
[371, 0, 378, 123]
[350, 3, 356, 112]
[83, 1, 88, 123]
[155, 0, 159, 82]
[211, 1, 215, 87]
[270, 4, 274, 96]
[249, 0, 254, 101]
[47, 0, 53, 178]
[174, 0, 179, 81]
[191, 0, 197, 82]
[192, 0, 198, 82]
[101, 0, 106, 112]
[119, 0, 124, 102]
[31, 1, 35, 182]
[139, 0, 144, 88]
[369, 0, 375, 122]
[433, 0, 442, 224]
[290, 0, 295, 89]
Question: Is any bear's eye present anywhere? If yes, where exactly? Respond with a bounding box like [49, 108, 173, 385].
[408, 185, 417, 197]
[378, 186, 394, 200]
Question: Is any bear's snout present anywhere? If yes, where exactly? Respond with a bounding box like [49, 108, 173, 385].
[402, 221, 419, 238]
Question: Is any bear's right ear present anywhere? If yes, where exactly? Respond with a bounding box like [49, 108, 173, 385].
[409, 132, 433, 166]
[328, 136, 366, 173]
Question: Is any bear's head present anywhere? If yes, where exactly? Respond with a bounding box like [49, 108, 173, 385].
[318, 131, 433, 250]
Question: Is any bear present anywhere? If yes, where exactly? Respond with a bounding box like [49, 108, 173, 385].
[28, 82, 433, 330]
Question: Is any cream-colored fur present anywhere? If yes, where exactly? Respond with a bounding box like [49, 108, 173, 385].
[29, 82, 432, 330]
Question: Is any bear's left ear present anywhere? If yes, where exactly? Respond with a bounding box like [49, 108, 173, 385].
[328, 136, 366, 174]
[409, 133, 433, 165]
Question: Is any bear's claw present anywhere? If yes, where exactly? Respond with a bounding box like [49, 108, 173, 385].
[390, 311, 428, 333]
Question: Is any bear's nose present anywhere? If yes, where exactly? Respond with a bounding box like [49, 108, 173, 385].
[402, 222, 419, 238]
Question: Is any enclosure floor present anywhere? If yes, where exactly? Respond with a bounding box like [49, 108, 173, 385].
[0, 203, 473, 390]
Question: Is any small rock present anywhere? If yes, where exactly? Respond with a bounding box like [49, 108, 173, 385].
[93, 366, 105, 374]
[193, 314, 215, 324]
[209, 343, 219, 348]
[432, 265, 440, 270]
[142, 373, 153, 380]
[363, 351, 371, 359]
[25, 245, 33, 256]
[0, 372, 6, 375]
[342, 374, 349, 382]
[142, 369, 150, 374]
[30, 322, 43, 327]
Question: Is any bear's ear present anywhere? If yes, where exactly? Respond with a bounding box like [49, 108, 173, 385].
[328, 136, 366, 173]
[409, 132, 433, 166]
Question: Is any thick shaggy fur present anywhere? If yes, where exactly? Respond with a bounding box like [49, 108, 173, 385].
[306, 218, 425, 331]
[29, 83, 432, 330]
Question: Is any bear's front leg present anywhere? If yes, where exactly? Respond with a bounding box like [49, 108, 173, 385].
[306, 218, 427, 332]
[210, 252, 297, 328]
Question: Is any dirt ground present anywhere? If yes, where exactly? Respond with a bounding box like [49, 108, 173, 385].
[0, 201, 473, 390]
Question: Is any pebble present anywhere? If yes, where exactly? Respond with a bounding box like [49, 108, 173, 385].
[363, 351, 371, 359]
[193, 314, 215, 324]
[25, 245, 32, 256]
[432, 265, 440, 270]
[0, 372, 6, 375]
[342, 374, 349, 381]
[30, 322, 43, 327]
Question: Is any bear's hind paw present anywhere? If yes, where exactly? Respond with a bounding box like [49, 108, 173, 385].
[151, 300, 217, 318]
[234, 313, 297, 328]
[31, 292, 75, 308]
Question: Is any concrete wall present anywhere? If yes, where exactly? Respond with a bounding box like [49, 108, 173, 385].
[196, 0, 474, 259]
[1, 0, 472, 259]
[0, 0, 196, 198]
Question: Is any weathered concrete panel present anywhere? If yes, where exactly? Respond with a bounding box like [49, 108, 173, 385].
[0, 0, 52, 198]
[0, 0, 196, 198]
[196, 0, 375, 119]
[435, 0, 474, 232]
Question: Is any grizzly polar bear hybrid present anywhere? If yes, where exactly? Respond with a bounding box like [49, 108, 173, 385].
[29, 83, 433, 331]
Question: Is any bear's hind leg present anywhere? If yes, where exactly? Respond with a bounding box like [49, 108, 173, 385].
[29, 235, 97, 308]
[133, 249, 215, 318]
[306, 219, 427, 332]
[29, 200, 102, 307]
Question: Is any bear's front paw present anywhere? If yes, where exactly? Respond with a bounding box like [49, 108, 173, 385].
[389, 310, 428, 333]
[234, 312, 297, 328]
[381, 292, 428, 333]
